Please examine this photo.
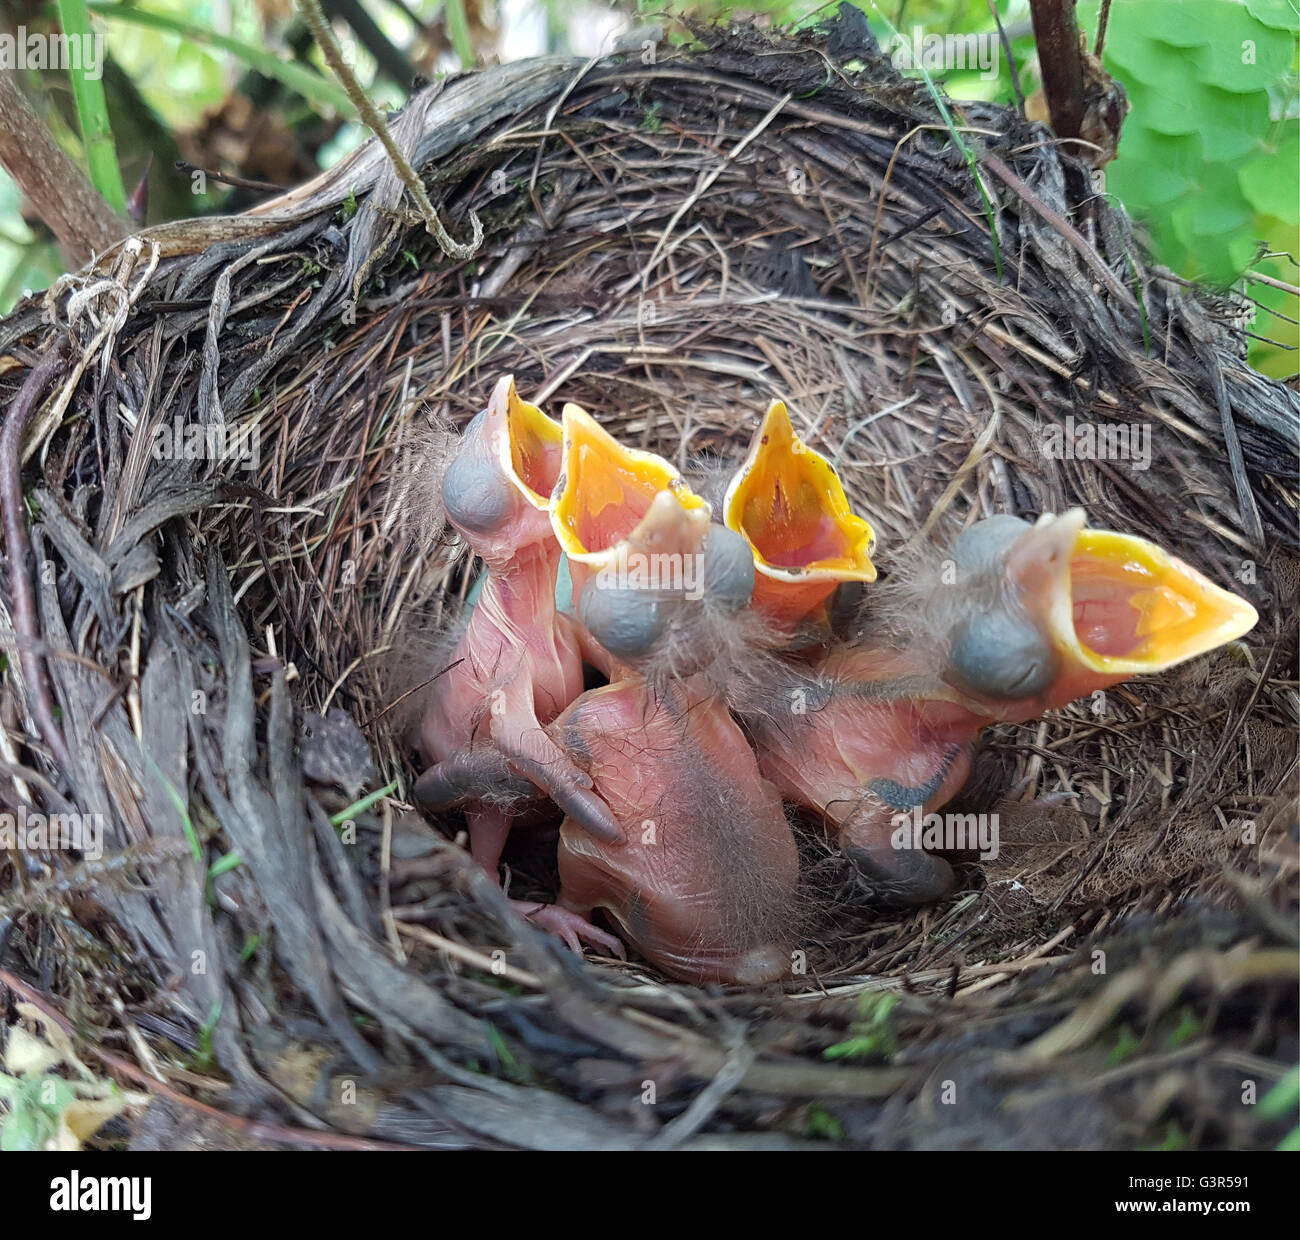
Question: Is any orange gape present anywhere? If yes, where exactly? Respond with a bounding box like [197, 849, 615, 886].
[723, 400, 875, 629]
[552, 677, 799, 986]
[742, 511, 1258, 904]
[543, 405, 798, 982]
[413, 379, 1259, 964]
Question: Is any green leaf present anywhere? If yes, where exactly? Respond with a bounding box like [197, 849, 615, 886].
[1, 1098, 42, 1150]
[445, 0, 475, 70]
[1195, 87, 1274, 162]
[1247, 0, 1300, 33]
[804, 1102, 845, 1141]
[1240, 124, 1300, 225]
[89, 2, 356, 118]
[1107, 1025, 1142, 1065]
[1259, 1065, 1300, 1119]
[207, 851, 242, 879]
[33, 1074, 76, 1114]
[1165, 1007, 1202, 1049]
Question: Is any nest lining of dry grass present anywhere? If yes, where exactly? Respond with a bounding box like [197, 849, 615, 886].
[0, 25, 1296, 1150]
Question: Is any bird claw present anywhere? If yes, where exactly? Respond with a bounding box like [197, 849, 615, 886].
[511, 900, 626, 959]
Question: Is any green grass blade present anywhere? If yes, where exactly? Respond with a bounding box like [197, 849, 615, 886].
[445, 0, 475, 70]
[140, 747, 203, 864]
[57, 0, 126, 211]
[869, 3, 1003, 281]
[208, 851, 243, 879]
[331, 778, 398, 826]
[88, 2, 356, 118]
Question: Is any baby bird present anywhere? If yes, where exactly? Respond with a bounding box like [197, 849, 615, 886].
[414, 377, 623, 952]
[550, 673, 799, 984]
[539, 405, 801, 981]
[742, 510, 1259, 906]
[721, 399, 877, 631]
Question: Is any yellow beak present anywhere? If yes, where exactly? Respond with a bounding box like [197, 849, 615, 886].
[483, 374, 564, 509]
[722, 400, 876, 622]
[550, 402, 710, 567]
[1018, 510, 1258, 675]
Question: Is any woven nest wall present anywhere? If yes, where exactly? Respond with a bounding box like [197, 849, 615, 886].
[1, 27, 1296, 1150]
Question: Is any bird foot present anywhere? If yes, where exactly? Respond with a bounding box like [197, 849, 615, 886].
[510, 900, 626, 959]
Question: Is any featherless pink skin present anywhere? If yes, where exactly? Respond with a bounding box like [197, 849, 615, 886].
[747, 511, 1258, 904]
[414, 379, 623, 953]
[545, 426, 799, 981]
[551, 676, 799, 986]
[418, 389, 793, 970]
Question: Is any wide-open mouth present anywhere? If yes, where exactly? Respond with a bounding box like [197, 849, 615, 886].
[487, 375, 564, 509]
[551, 403, 709, 563]
[723, 400, 876, 583]
[1047, 525, 1258, 673]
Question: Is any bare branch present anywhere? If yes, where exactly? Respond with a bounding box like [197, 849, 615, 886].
[1029, 0, 1085, 140]
[0, 72, 127, 264]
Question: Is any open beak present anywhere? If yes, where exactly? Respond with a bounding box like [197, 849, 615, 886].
[550, 402, 710, 568]
[723, 400, 876, 624]
[483, 374, 564, 509]
[1010, 509, 1258, 676]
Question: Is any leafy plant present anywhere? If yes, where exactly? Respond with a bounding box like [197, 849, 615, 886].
[823, 990, 901, 1060]
[0, 1006, 147, 1150]
[89, 1, 356, 118]
[1259, 1064, 1300, 1151]
[1079, 0, 1299, 376]
[776, 1, 1298, 377]
[804, 1101, 846, 1140]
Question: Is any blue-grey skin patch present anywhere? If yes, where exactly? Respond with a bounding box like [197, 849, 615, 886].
[866, 742, 963, 810]
[554, 554, 576, 617]
[563, 722, 591, 763]
[839, 674, 941, 703]
[578, 585, 669, 658]
[948, 609, 1059, 701]
[796, 673, 836, 712]
[442, 451, 514, 535]
[559, 695, 592, 762]
[951, 514, 1033, 574]
[442, 411, 514, 535]
[703, 525, 755, 610]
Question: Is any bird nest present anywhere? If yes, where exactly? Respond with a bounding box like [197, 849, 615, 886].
[1, 25, 1296, 1150]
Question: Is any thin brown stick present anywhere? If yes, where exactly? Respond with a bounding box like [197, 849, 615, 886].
[172, 161, 285, 194]
[1, 342, 73, 770]
[296, 0, 482, 267]
[1029, 0, 1085, 140]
